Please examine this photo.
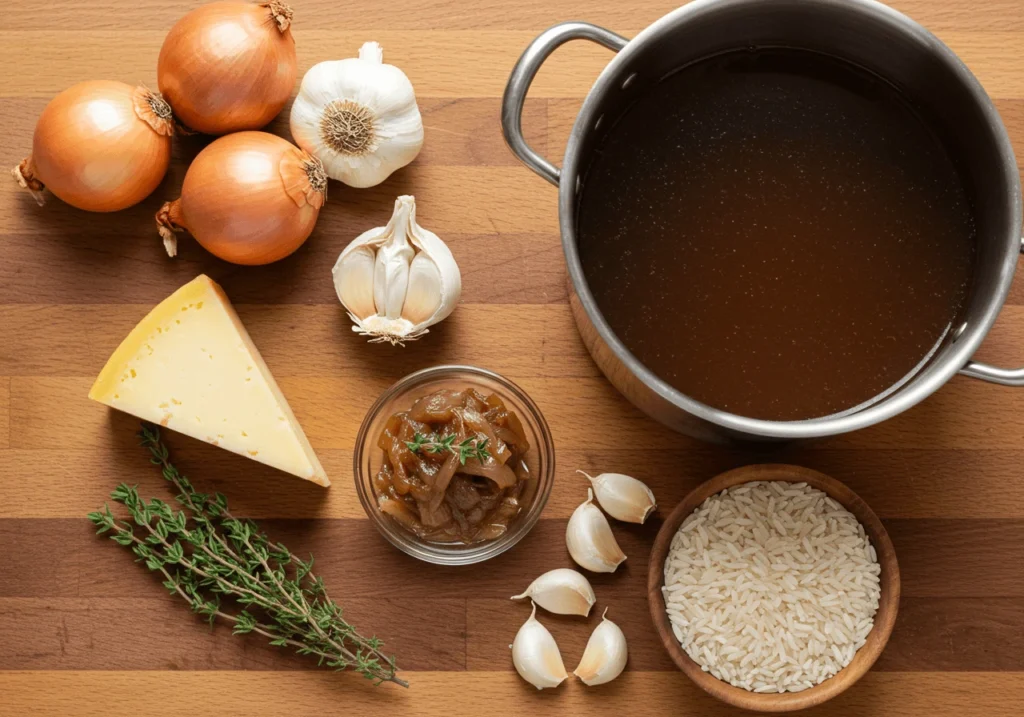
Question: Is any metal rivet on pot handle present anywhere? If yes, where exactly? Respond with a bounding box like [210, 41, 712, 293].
[501, 22, 628, 186]
[959, 236, 1024, 386]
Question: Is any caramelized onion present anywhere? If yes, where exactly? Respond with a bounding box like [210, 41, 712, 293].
[374, 388, 533, 544]
[12, 81, 173, 211]
[156, 131, 326, 265]
[158, 1, 297, 134]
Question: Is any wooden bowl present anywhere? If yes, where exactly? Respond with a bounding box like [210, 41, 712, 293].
[647, 464, 900, 712]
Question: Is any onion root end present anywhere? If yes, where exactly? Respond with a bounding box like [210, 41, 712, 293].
[133, 87, 176, 137]
[12, 158, 46, 206]
[156, 200, 185, 258]
[264, 1, 293, 33]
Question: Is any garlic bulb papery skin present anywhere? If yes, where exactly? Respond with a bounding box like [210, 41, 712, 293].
[511, 602, 569, 690]
[574, 609, 628, 686]
[566, 489, 627, 573]
[290, 41, 423, 188]
[578, 470, 657, 524]
[332, 195, 461, 345]
[511, 568, 596, 617]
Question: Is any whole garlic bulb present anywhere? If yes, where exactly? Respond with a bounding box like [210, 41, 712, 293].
[333, 195, 461, 344]
[290, 41, 423, 188]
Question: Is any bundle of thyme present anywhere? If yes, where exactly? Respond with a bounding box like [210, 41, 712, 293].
[88, 425, 406, 687]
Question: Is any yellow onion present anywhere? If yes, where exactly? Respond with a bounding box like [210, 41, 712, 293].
[158, 1, 297, 135]
[12, 81, 173, 211]
[156, 131, 326, 265]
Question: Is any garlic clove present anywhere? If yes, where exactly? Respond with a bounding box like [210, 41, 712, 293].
[334, 245, 377, 321]
[566, 489, 627, 573]
[579, 470, 657, 524]
[372, 232, 412, 319]
[511, 568, 596, 617]
[511, 602, 568, 690]
[372, 196, 414, 318]
[574, 609, 628, 686]
[331, 195, 461, 345]
[402, 252, 443, 325]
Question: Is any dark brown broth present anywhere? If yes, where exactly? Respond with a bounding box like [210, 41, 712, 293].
[578, 49, 976, 421]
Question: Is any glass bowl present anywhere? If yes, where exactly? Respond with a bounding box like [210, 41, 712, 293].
[353, 365, 555, 565]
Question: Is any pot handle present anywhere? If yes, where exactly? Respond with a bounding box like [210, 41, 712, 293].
[502, 22, 628, 186]
[958, 236, 1024, 386]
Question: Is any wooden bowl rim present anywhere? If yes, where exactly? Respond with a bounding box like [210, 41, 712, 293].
[646, 464, 901, 713]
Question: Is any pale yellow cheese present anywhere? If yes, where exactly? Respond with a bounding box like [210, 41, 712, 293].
[89, 275, 329, 487]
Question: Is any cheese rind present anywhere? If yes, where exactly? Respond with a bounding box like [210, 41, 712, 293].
[89, 274, 329, 487]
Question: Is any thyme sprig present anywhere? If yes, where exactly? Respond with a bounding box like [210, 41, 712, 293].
[405, 432, 491, 465]
[88, 424, 406, 687]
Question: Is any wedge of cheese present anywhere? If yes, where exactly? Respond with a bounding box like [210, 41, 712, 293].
[89, 274, 329, 486]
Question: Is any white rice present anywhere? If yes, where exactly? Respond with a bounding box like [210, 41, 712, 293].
[662, 481, 881, 693]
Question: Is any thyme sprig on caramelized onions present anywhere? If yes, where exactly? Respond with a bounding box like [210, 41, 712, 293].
[405, 431, 491, 465]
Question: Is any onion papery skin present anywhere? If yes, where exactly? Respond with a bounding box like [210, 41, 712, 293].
[158, 1, 297, 135]
[157, 131, 324, 265]
[18, 81, 173, 212]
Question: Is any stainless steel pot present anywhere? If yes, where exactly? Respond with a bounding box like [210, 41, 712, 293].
[501, 0, 1024, 441]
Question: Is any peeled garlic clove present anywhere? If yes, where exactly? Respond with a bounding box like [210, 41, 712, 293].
[511, 602, 568, 690]
[332, 195, 461, 345]
[511, 568, 596, 617]
[574, 609, 628, 686]
[579, 470, 657, 524]
[566, 488, 627, 573]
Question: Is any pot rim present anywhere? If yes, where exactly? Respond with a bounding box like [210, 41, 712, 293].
[559, 0, 1023, 439]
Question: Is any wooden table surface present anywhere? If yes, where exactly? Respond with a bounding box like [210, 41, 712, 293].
[3, 1, 1024, 715]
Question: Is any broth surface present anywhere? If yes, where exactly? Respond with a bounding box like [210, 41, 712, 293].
[578, 49, 976, 421]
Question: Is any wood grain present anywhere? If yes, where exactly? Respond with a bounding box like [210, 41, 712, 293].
[3, 671, 1024, 716]
[2, 596, 1021, 672]
[6, 305, 1024, 375]
[5, 0, 1024, 31]
[0, 377, 9, 450]
[6, 446, 1024, 520]
[2, 0, 1024, 715]
[3, 518, 1023, 600]
[0, 597, 468, 672]
[4, 29, 1024, 97]
[9, 373, 1024, 451]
